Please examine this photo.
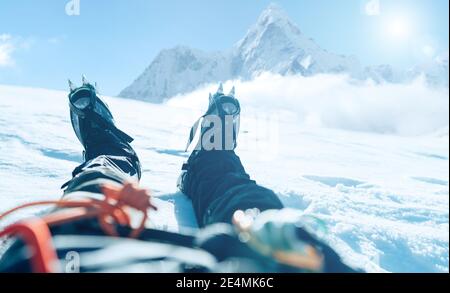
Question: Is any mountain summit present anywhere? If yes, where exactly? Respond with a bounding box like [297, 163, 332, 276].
[119, 4, 359, 103]
[234, 3, 361, 79]
[119, 4, 448, 103]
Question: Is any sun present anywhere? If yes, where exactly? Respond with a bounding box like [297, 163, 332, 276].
[385, 17, 412, 40]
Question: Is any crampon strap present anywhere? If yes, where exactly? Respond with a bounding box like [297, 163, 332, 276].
[0, 183, 157, 273]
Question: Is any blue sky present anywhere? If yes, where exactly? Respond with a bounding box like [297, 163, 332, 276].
[0, 0, 448, 95]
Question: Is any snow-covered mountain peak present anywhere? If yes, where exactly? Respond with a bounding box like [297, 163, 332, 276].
[119, 45, 232, 103]
[254, 3, 296, 29]
[236, 4, 306, 53]
[234, 4, 360, 78]
[120, 4, 363, 102]
[119, 4, 448, 102]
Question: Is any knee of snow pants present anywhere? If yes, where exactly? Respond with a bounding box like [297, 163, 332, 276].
[183, 150, 284, 227]
[62, 141, 141, 195]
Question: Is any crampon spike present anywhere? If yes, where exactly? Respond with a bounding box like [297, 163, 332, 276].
[68, 79, 75, 92]
[229, 86, 235, 97]
[217, 83, 224, 95]
[82, 75, 88, 85]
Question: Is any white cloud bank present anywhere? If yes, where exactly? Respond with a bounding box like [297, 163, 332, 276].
[167, 73, 449, 136]
[0, 34, 37, 68]
[0, 34, 15, 67]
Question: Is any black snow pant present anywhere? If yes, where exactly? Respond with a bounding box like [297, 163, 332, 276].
[64, 145, 283, 228]
[182, 150, 284, 227]
[62, 140, 141, 196]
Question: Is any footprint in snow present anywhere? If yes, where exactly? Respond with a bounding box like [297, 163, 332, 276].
[303, 175, 365, 188]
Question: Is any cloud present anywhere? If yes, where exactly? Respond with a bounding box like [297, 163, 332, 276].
[364, 0, 381, 16]
[437, 50, 449, 63]
[47, 36, 65, 45]
[422, 45, 436, 58]
[167, 73, 449, 136]
[0, 34, 12, 42]
[0, 34, 37, 68]
[0, 34, 15, 67]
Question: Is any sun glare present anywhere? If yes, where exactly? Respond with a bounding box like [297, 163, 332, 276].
[386, 17, 412, 40]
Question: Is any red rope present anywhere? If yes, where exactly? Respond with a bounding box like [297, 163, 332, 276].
[0, 182, 157, 272]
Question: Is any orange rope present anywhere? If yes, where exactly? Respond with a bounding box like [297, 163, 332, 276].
[0, 218, 60, 273]
[0, 182, 157, 239]
[0, 182, 157, 273]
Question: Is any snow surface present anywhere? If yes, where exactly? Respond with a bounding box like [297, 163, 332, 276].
[0, 84, 448, 273]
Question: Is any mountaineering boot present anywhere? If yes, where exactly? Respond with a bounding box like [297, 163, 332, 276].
[68, 76, 134, 160]
[185, 83, 241, 152]
[177, 83, 241, 193]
